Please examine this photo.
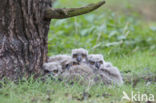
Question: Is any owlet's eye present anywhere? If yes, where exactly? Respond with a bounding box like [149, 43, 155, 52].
[73, 62, 79, 66]
[99, 61, 103, 64]
[82, 54, 86, 58]
[89, 61, 95, 65]
[73, 54, 77, 58]
[53, 70, 58, 74]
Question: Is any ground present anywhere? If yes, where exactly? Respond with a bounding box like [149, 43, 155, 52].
[0, 0, 156, 103]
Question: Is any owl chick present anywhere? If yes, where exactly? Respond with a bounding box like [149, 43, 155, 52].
[44, 57, 77, 74]
[88, 54, 123, 85]
[46, 54, 72, 73]
[43, 62, 62, 77]
[61, 58, 79, 72]
[72, 48, 88, 64]
[99, 62, 123, 85]
[88, 54, 104, 71]
[60, 64, 95, 85]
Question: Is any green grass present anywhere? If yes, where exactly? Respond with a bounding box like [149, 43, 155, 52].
[0, 51, 155, 103]
[1, 0, 156, 103]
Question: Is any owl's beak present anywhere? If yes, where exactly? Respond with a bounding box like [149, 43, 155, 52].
[77, 55, 82, 62]
[95, 62, 101, 69]
[66, 64, 71, 70]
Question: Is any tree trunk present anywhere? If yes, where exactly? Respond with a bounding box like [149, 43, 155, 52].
[0, 0, 105, 80]
[0, 0, 51, 80]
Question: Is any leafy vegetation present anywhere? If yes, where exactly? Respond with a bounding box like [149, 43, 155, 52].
[0, 0, 156, 103]
[48, 0, 156, 56]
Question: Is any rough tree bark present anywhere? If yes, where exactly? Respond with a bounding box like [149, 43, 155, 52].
[0, 0, 52, 80]
[0, 0, 105, 80]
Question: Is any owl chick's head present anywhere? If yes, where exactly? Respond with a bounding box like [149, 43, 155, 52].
[72, 48, 88, 64]
[88, 54, 104, 70]
[61, 58, 80, 71]
[43, 62, 62, 77]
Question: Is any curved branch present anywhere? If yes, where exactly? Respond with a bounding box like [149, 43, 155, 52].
[44, 0, 105, 19]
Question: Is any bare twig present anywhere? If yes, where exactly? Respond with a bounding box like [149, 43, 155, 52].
[44, 0, 105, 19]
